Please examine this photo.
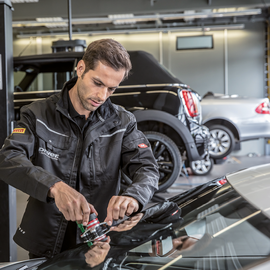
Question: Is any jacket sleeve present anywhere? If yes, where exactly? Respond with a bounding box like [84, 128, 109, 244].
[120, 113, 159, 210]
[0, 109, 61, 203]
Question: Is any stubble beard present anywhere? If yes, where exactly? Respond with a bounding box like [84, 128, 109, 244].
[77, 88, 96, 112]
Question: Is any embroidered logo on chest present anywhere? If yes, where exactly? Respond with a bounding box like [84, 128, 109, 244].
[38, 147, 59, 160]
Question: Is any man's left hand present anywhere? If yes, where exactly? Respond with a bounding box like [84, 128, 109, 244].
[109, 213, 143, 232]
[104, 196, 139, 226]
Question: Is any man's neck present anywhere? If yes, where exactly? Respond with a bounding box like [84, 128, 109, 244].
[69, 86, 91, 119]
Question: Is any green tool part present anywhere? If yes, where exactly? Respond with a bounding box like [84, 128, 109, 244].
[76, 222, 93, 247]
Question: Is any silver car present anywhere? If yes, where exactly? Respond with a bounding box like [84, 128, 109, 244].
[201, 92, 270, 159]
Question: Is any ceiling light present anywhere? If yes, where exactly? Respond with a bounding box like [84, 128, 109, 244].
[183, 10, 196, 22]
[11, 0, 38, 3]
[36, 17, 63, 22]
[108, 14, 136, 25]
[44, 22, 68, 28]
[211, 9, 261, 17]
[162, 8, 261, 20]
[13, 18, 66, 27]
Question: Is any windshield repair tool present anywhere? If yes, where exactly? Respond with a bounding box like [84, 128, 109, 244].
[77, 213, 111, 247]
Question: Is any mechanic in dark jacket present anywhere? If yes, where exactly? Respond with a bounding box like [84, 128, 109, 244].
[0, 39, 159, 258]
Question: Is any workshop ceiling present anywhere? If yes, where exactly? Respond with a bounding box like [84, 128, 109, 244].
[10, 0, 270, 38]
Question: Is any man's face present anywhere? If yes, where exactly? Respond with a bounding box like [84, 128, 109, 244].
[75, 60, 125, 114]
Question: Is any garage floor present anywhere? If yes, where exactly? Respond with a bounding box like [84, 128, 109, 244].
[160, 154, 270, 199]
[15, 154, 270, 261]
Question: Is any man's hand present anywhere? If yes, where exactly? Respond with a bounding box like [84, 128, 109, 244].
[84, 237, 110, 267]
[49, 181, 97, 226]
[110, 213, 143, 232]
[104, 195, 139, 226]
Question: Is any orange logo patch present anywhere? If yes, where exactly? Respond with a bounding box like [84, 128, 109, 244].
[13, 128, 26, 134]
[138, 143, 148, 148]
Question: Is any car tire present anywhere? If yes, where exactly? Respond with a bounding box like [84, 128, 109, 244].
[190, 157, 214, 176]
[144, 131, 182, 192]
[208, 125, 235, 159]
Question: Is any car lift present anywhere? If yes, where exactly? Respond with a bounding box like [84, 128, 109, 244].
[0, 0, 16, 262]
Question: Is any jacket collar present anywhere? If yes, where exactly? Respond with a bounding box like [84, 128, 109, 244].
[56, 76, 118, 122]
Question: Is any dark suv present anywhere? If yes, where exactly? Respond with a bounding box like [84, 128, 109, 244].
[13, 50, 212, 192]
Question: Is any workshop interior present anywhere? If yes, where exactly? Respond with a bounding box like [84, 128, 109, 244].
[1, 0, 270, 269]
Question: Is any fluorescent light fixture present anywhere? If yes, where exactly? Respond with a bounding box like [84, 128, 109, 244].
[12, 17, 66, 28]
[16, 24, 245, 38]
[211, 8, 261, 17]
[36, 17, 64, 22]
[183, 10, 196, 22]
[44, 22, 68, 28]
[162, 8, 261, 20]
[11, 0, 38, 3]
[108, 14, 136, 25]
[36, 17, 67, 28]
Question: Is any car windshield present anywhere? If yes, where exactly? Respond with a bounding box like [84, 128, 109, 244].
[123, 182, 270, 269]
[33, 181, 270, 270]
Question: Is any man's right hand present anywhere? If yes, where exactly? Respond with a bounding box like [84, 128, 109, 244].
[48, 181, 97, 226]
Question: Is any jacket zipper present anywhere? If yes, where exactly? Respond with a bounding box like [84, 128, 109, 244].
[52, 136, 81, 256]
[53, 142, 95, 255]
[88, 144, 96, 182]
[52, 111, 87, 255]
[51, 113, 117, 255]
[84, 120, 104, 139]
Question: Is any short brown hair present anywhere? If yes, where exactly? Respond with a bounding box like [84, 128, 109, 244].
[82, 39, 132, 79]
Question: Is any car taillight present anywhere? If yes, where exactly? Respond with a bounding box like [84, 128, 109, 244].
[255, 102, 270, 114]
[218, 178, 227, 185]
[182, 90, 199, 117]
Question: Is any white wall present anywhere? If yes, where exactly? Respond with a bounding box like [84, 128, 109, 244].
[13, 22, 267, 155]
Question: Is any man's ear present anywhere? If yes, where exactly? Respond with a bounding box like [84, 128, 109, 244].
[77, 60, 85, 77]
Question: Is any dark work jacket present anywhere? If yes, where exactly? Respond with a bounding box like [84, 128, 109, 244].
[0, 77, 159, 258]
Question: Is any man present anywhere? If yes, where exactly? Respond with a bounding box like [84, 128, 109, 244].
[0, 39, 159, 258]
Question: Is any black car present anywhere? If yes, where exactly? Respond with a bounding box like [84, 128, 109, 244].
[13, 50, 212, 192]
[1, 163, 270, 269]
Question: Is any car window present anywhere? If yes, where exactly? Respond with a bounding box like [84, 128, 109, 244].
[27, 73, 54, 91]
[14, 70, 73, 92]
[14, 71, 25, 87]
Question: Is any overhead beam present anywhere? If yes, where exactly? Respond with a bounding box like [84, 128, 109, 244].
[12, 0, 270, 21]
[16, 24, 246, 39]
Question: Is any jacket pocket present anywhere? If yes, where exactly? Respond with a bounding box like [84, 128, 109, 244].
[36, 119, 72, 150]
[34, 119, 75, 182]
[97, 139, 122, 182]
